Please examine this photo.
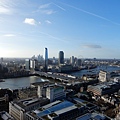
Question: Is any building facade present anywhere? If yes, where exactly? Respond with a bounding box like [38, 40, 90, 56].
[59, 51, 64, 65]
[0, 111, 15, 120]
[99, 70, 111, 82]
[26, 100, 86, 120]
[37, 84, 66, 102]
[25, 59, 30, 70]
[45, 48, 48, 71]
[87, 82, 120, 96]
[46, 85, 66, 102]
[9, 97, 50, 120]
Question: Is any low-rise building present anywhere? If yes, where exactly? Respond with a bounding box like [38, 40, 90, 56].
[76, 112, 112, 120]
[26, 100, 87, 120]
[87, 81, 120, 96]
[73, 97, 98, 111]
[0, 111, 15, 120]
[99, 70, 111, 82]
[59, 64, 73, 72]
[82, 74, 97, 81]
[9, 97, 50, 120]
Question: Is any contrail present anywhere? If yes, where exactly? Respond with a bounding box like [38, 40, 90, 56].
[52, 3, 66, 11]
[38, 31, 69, 42]
[60, 2, 120, 26]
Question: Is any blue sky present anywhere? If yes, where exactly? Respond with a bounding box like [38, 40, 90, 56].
[0, 0, 120, 59]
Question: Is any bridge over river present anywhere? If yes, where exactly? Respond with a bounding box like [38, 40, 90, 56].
[35, 71, 80, 83]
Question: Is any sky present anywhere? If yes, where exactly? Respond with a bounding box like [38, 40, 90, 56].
[0, 0, 120, 59]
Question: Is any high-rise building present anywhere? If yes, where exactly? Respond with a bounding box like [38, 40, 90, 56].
[25, 59, 30, 70]
[37, 54, 44, 62]
[45, 48, 48, 71]
[59, 51, 64, 65]
[77, 59, 82, 66]
[70, 56, 74, 65]
[30, 59, 38, 70]
[30, 59, 35, 69]
[74, 57, 78, 66]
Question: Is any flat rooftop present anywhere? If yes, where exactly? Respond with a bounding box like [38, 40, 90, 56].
[42, 100, 61, 109]
[73, 98, 97, 109]
[32, 100, 76, 118]
[89, 81, 120, 90]
[76, 112, 111, 120]
[12, 97, 49, 109]
[0, 111, 14, 120]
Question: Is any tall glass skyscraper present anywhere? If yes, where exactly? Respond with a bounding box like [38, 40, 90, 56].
[45, 48, 48, 71]
[59, 51, 64, 65]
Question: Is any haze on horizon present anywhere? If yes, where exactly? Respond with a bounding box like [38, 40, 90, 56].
[0, 0, 120, 59]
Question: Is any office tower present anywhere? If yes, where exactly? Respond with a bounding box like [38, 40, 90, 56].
[30, 59, 35, 69]
[59, 51, 64, 65]
[70, 56, 74, 65]
[37, 54, 44, 62]
[30, 59, 38, 70]
[25, 59, 30, 70]
[45, 48, 48, 71]
[37, 54, 41, 62]
[77, 59, 82, 66]
[31, 55, 35, 59]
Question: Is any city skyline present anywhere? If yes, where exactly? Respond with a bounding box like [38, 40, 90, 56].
[0, 0, 120, 59]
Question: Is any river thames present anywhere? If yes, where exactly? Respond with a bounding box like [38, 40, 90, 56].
[0, 66, 120, 90]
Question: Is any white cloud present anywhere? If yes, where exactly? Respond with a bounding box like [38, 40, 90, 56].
[3, 34, 16, 37]
[39, 3, 51, 9]
[33, 3, 55, 15]
[40, 10, 56, 15]
[24, 18, 36, 25]
[0, 7, 12, 14]
[0, 0, 12, 15]
[45, 20, 52, 24]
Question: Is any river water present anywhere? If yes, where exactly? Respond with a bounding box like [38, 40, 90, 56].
[0, 66, 120, 90]
[0, 76, 49, 90]
[70, 65, 120, 77]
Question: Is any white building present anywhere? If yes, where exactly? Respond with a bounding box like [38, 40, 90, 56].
[37, 84, 66, 102]
[114, 77, 120, 83]
[37, 85, 47, 98]
[46, 85, 66, 102]
[30, 59, 38, 69]
[30, 60, 35, 69]
[98, 70, 111, 82]
[9, 97, 49, 120]
[70, 56, 74, 65]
